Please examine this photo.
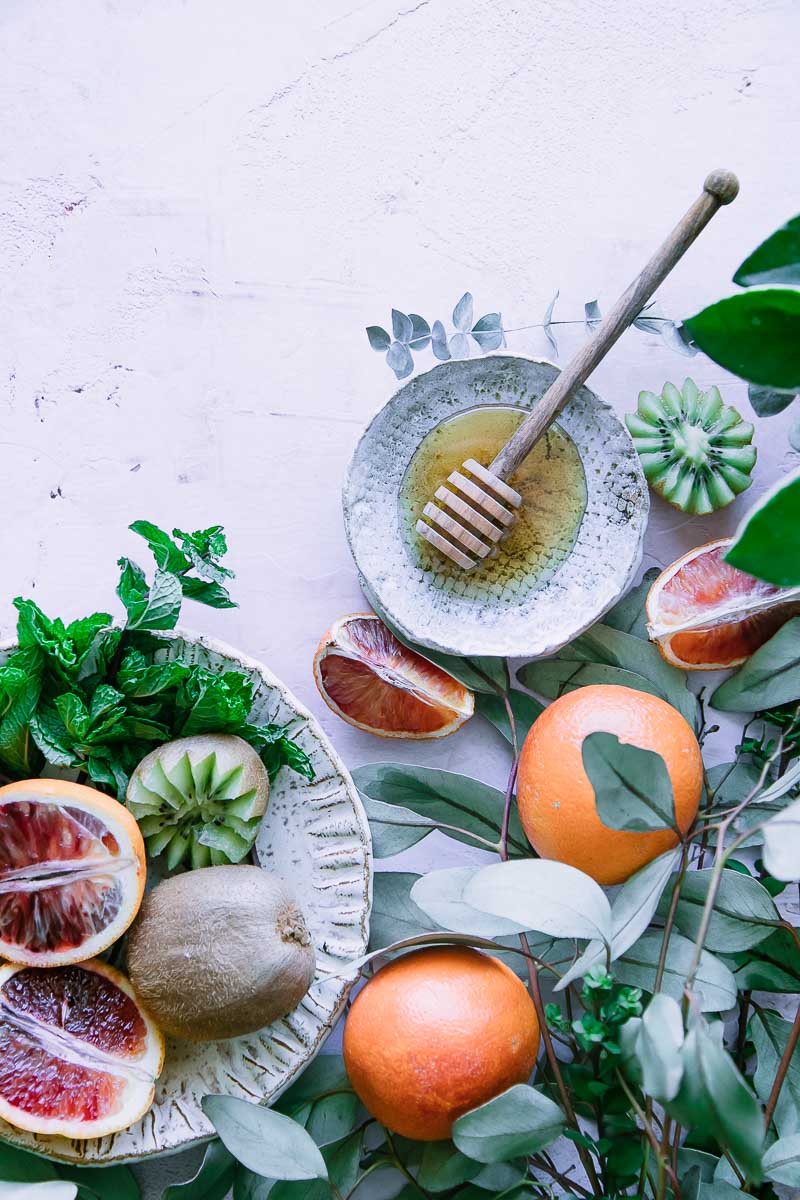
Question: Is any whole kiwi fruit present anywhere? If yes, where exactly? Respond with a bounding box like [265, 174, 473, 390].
[126, 865, 315, 1040]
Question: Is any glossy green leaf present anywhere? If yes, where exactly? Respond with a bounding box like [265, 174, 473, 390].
[667, 1019, 764, 1183]
[201, 1096, 328, 1181]
[452, 1085, 565, 1163]
[751, 1008, 800, 1136]
[582, 731, 677, 832]
[162, 1142, 236, 1200]
[712, 617, 800, 709]
[684, 288, 800, 389]
[763, 1132, 800, 1184]
[724, 469, 800, 587]
[555, 848, 679, 989]
[734, 214, 800, 286]
[662, 868, 779, 952]
[352, 763, 527, 855]
[463, 859, 612, 944]
[411, 867, 526, 937]
[615, 931, 736, 1012]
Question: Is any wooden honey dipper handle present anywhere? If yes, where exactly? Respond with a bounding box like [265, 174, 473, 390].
[489, 169, 740, 483]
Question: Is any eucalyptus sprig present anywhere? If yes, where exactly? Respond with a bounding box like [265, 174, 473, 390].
[367, 292, 694, 380]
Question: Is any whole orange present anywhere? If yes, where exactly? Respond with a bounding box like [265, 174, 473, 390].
[517, 684, 702, 886]
[342, 946, 539, 1141]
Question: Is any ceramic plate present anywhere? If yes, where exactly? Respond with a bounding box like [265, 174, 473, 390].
[344, 355, 649, 658]
[0, 629, 372, 1164]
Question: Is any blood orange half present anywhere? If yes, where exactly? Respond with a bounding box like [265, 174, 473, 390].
[314, 613, 474, 738]
[0, 959, 164, 1139]
[0, 779, 146, 966]
[646, 539, 800, 670]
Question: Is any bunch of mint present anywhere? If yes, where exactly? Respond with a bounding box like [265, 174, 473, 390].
[0, 521, 313, 797]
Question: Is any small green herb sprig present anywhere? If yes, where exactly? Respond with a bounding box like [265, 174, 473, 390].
[0, 520, 313, 799]
[367, 291, 694, 380]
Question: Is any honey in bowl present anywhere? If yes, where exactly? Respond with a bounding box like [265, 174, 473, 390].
[399, 406, 588, 602]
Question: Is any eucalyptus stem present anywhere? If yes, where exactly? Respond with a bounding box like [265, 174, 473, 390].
[373, 812, 501, 853]
[764, 1002, 800, 1131]
[530, 1153, 593, 1198]
[654, 841, 690, 993]
[383, 1128, 430, 1200]
[615, 1070, 680, 1198]
[684, 744, 783, 1000]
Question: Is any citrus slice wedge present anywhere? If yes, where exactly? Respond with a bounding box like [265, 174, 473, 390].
[0, 779, 146, 966]
[646, 538, 800, 670]
[0, 959, 164, 1139]
[314, 613, 474, 738]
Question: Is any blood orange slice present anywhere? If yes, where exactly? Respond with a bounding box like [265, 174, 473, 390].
[0, 959, 164, 1138]
[0, 779, 146, 966]
[314, 613, 474, 738]
[646, 539, 800, 670]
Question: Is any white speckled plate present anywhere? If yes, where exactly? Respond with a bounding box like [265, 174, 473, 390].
[344, 355, 649, 658]
[0, 629, 372, 1165]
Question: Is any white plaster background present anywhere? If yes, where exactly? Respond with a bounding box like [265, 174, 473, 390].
[1, 0, 799, 1194]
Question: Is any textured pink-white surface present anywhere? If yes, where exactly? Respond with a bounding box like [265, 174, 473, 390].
[1, 0, 799, 1192]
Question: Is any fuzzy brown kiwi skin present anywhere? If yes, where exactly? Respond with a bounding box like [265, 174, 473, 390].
[126, 865, 315, 1041]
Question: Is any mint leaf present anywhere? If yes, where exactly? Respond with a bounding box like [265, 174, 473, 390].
[0, 650, 43, 776]
[129, 520, 190, 574]
[181, 577, 236, 609]
[117, 561, 182, 631]
[177, 668, 254, 737]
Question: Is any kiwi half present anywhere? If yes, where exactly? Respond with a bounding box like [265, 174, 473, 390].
[625, 378, 756, 514]
[126, 733, 269, 870]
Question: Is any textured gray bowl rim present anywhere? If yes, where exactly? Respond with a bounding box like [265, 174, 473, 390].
[343, 354, 649, 659]
[0, 627, 372, 1164]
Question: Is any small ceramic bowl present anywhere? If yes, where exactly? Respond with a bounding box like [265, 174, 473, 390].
[343, 355, 648, 659]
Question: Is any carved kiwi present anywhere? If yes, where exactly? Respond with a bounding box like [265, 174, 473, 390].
[126, 865, 316, 1040]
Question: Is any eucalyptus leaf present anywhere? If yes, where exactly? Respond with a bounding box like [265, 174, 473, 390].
[368, 871, 438, 951]
[162, 1142, 235, 1200]
[603, 568, 660, 638]
[518, 659, 665, 704]
[386, 340, 413, 379]
[555, 848, 679, 989]
[352, 762, 527, 855]
[431, 320, 451, 361]
[762, 796, 800, 880]
[463, 859, 612, 944]
[366, 326, 391, 352]
[417, 1142, 481, 1191]
[452, 1085, 565, 1163]
[712, 617, 800, 709]
[392, 309, 413, 343]
[453, 293, 474, 332]
[615, 931, 736, 1013]
[582, 731, 677, 833]
[542, 290, 559, 356]
[0, 1143, 58, 1182]
[747, 383, 797, 417]
[661, 868, 779, 952]
[449, 332, 471, 359]
[411, 867, 527, 937]
[409, 313, 431, 349]
[361, 794, 441, 858]
[762, 1132, 800, 1184]
[584, 299, 602, 333]
[724, 472, 800, 588]
[725, 925, 800, 992]
[667, 1019, 764, 1183]
[201, 1096, 328, 1181]
[734, 214, 800, 286]
[751, 1008, 800, 1136]
[474, 689, 543, 750]
[684, 288, 800, 389]
[662, 320, 699, 357]
[634, 993, 685, 1102]
[471, 313, 504, 352]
